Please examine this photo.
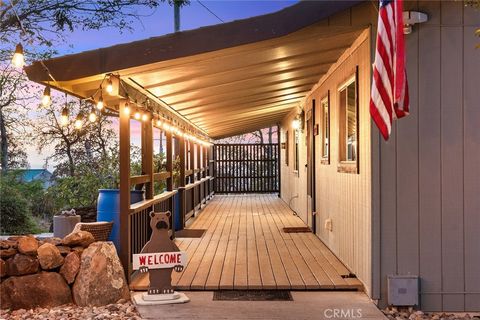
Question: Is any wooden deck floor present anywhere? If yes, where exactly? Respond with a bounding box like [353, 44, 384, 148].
[130, 194, 362, 291]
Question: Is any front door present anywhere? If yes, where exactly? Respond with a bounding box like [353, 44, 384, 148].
[306, 100, 316, 233]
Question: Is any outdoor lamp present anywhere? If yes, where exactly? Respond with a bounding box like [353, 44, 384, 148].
[88, 108, 97, 123]
[124, 102, 131, 115]
[12, 43, 25, 68]
[74, 113, 83, 130]
[96, 95, 104, 110]
[141, 113, 149, 122]
[42, 86, 51, 106]
[292, 119, 300, 130]
[106, 77, 113, 94]
[134, 111, 141, 120]
[60, 107, 69, 127]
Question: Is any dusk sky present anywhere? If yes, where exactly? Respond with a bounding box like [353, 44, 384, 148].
[28, 0, 297, 169]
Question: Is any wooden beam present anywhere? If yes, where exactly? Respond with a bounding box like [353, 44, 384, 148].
[118, 100, 131, 277]
[166, 130, 173, 191]
[142, 118, 154, 200]
[130, 175, 150, 186]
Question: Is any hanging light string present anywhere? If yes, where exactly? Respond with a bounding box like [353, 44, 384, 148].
[7, 1, 212, 144]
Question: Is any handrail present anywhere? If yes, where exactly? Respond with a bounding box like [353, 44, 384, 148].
[185, 169, 193, 176]
[154, 171, 171, 181]
[129, 190, 178, 214]
[130, 175, 149, 185]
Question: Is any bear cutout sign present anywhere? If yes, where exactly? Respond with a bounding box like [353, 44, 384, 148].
[132, 211, 189, 303]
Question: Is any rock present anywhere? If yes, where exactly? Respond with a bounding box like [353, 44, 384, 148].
[56, 245, 71, 256]
[63, 231, 95, 248]
[17, 236, 39, 255]
[0, 247, 17, 259]
[0, 259, 6, 277]
[60, 252, 80, 284]
[6, 254, 39, 276]
[0, 272, 72, 310]
[40, 237, 63, 246]
[0, 239, 17, 249]
[71, 246, 85, 255]
[37, 243, 64, 270]
[72, 242, 129, 306]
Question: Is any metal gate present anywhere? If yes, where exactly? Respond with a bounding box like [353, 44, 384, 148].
[214, 144, 279, 193]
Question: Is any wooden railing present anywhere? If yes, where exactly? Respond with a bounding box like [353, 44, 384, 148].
[213, 143, 279, 193]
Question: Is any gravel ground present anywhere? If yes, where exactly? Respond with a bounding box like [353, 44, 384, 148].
[383, 307, 480, 320]
[0, 301, 141, 320]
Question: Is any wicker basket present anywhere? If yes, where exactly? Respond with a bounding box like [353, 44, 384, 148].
[72, 221, 114, 242]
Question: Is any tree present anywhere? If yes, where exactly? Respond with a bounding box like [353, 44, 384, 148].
[34, 99, 116, 177]
[0, 0, 189, 173]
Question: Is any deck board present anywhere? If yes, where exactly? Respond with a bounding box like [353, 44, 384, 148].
[130, 194, 363, 291]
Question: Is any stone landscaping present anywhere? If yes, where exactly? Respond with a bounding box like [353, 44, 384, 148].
[0, 232, 130, 311]
[0, 300, 140, 319]
[383, 307, 480, 320]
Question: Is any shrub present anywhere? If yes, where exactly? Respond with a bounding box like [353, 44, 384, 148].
[0, 183, 41, 235]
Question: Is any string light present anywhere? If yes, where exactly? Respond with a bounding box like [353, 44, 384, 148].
[42, 86, 51, 106]
[11, 43, 25, 68]
[141, 112, 149, 122]
[292, 119, 300, 130]
[60, 107, 69, 127]
[106, 76, 113, 94]
[156, 119, 162, 127]
[96, 95, 104, 110]
[134, 111, 141, 120]
[74, 113, 83, 130]
[88, 107, 97, 123]
[162, 122, 170, 131]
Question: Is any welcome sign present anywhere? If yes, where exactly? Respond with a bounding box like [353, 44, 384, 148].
[132, 251, 187, 270]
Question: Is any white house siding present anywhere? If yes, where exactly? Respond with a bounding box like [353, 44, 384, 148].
[280, 30, 373, 296]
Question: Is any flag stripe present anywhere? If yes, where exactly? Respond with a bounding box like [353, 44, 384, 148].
[370, 0, 410, 140]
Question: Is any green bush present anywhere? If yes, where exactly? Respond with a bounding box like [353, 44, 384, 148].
[0, 183, 41, 235]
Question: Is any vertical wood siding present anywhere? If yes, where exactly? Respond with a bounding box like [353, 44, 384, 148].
[280, 30, 373, 296]
[377, 1, 480, 311]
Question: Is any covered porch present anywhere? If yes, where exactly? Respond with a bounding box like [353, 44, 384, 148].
[24, 1, 371, 292]
[131, 194, 362, 291]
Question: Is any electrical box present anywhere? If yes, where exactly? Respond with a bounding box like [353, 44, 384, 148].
[387, 275, 419, 306]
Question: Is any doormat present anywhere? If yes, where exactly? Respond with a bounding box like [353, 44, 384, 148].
[175, 229, 206, 238]
[213, 290, 293, 301]
[282, 227, 311, 233]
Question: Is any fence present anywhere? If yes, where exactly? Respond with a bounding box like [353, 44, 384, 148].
[214, 143, 279, 193]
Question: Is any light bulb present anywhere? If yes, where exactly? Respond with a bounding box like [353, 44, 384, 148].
[142, 113, 149, 122]
[60, 107, 69, 127]
[134, 111, 141, 120]
[106, 78, 113, 94]
[12, 43, 25, 68]
[292, 119, 300, 130]
[156, 119, 162, 127]
[42, 86, 51, 106]
[96, 96, 104, 110]
[88, 109, 97, 123]
[163, 123, 170, 131]
[74, 114, 83, 130]
[124, 103, 130, 115]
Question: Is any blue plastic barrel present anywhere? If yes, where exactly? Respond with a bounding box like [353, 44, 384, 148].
[97, 189, 145, 249]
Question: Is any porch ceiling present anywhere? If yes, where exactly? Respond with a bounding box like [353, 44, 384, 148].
[25, 1, 366, 139]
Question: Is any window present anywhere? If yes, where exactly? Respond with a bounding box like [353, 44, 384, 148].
[321, 93, 330, 163]
[294, 129, 299, 172]
[338, 70, 359, 173]
[285, 130, 289, 166]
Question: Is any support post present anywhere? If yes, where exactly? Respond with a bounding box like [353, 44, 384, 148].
[142, 117, 154, 200]
[165, 130, 175, 238]
[119, 100, 131, 278]
[178, 135, 186, 229]
[277, 123, 281, 198]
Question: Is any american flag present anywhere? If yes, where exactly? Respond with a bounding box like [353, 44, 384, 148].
[370, 0, 409, 140]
